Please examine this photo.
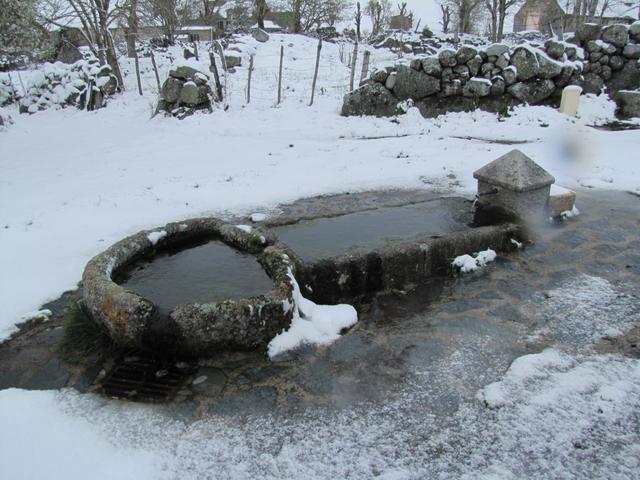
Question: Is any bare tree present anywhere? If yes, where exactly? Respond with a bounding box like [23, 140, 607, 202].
[355, 1, 362, 40]
[66, 0, 126, 88]
[254, 0, 268, 29]
[485, 0, 520, 41]
[286, 0, 351, 33]
[436, 0, 452, 32]
[366, 0, 391, 36]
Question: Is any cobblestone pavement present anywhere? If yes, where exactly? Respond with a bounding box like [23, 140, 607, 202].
[0, 189, 638, 421]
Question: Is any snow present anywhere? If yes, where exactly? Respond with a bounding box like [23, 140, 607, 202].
[250, 213, 267, 222]
[0, 33, 639, 339]
[452, 249, 497, 273]
[147, 230, 167, 245]
[268, 268, 358, 358]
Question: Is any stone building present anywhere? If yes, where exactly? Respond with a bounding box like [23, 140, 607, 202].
[513, 0, 637, 34]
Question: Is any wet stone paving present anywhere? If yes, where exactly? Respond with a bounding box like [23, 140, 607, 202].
[0, 189, 639, 422]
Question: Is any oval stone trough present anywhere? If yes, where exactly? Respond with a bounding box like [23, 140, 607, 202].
[82, 217, 298, 356]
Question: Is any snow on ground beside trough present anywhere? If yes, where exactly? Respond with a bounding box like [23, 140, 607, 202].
[1, 349, 638, 479]
[0, 33, 639, 338]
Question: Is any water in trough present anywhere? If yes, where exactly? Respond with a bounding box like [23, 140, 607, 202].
[118, 239, 273, 315]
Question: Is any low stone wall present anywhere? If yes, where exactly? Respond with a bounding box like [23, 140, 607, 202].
[159, 64, 215, 117]
[343, 22, 640, 118]
[82, 218, 296, 356]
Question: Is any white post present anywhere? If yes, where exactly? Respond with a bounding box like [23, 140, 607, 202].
[560, 85, 582, 117]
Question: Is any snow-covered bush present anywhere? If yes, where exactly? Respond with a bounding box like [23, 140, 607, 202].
[18, 60, 118, 114]
[0, 77, 15, 106]
[0, 106, 13, 130]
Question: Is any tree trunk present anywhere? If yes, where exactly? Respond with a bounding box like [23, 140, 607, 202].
[126, 0, 138, 58]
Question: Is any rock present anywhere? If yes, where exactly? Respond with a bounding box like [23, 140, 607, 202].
[193, 72, 209, 86]
[463, 77, 491, 97]
[371, 69, 389, 83]
[510, 46, 539, 80]
[507, 79, 555, 104]
[251, 28, 269, 42]
[590, 51, 603, 62]
[601, 42, 617, 55]
[410, 58, 423, 71]
[586, 40, 602, 53]
[589, 62, 603, 75]
[565, 46, 578, 60]
[581, 72, 605, 94]
[341, 82, 401, 117]
[392, 65, 440, 100]
[630, 21, 640, 37]
[502, 66, 517, 85]
[495, 53, 509, 70]
[467, 55, 483, 76]
[456, 45, 478, 64]
[453, 64, 470, 82]
[179, 81, 210, 106]
[623, 44, 640, 59]
[609, 60, 640, 92]
[161, 77, 183, 103]
[548, 186, 576, 217]
[100, 76, 118, 96]
[545, 40, 565, 60]
[536, 51, 563, 78]
[385, 71, 397, 90]
[555, 65, 576, 88]
[441, 67, 454, 83]
[481, 62, 495, 76]
[610, 55, 625, 70]
[170, 65, 199, 80]
[224, 54, 242, 68]
[599, 55, 610, 65]
[486, 43, 509, 56]
[576, 23, 602, 42]
[422, 57, 442, 77]
[615, 89, 640, 117]
[442, 79, 462, 96]
[601, 65, 612, 80]
[183, 48, 195, 60]
[439, 49, 457, 67]
[601, 24, 629, 48]
[491, 76, 506, 95]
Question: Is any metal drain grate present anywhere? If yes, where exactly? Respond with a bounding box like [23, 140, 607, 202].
[100, 353, 194, 402]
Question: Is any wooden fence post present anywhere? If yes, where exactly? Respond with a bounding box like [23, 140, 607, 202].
[150, 51, 161, 92]
[309, 38, 322, 106]
[247, 54, 254, 104]
[209, 51, 223, 101]
[359, 50, 370, 83]
[349, 41, 359, 91]
[277, 45, 284, 105]
[193, 40, 199, 61]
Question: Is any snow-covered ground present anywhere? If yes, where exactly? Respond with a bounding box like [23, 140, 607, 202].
[1, 33, 639, 479]
[1, 34, 638, 339]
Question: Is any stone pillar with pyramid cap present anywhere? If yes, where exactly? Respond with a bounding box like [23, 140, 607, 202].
[473, 149, 555, 222]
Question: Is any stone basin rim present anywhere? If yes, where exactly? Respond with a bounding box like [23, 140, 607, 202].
[81, 216, 297, 355]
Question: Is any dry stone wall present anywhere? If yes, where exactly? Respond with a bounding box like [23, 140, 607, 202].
[343, 22, 640, 118]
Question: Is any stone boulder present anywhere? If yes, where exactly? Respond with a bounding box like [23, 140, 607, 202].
[463, 77, 491, 97]
[392, 65, 440, 100]
[577, 23, 602, 42]
[170, 65, 199, 80]
[601, 24, 629, 47]
[224, 54, 242, 68]
[507, 79, 555, 104]
[161, 65, 214, 116]
[536, 51, 563, 78]
[341, 82, 401, 117]
[623, 44, 640, 59]
[615, 90, 640, 117]
[456, 46, 478, 64]
[609, 60, 640, 92]
[439, 49, 457, 67]
[510, 47, 539, 80]
[544, 40, 565, 60]
[422, 57, 442, 77]
[486, 43, 509, 56]
[581, 72, 605, 94]
[162, 77, 183, 103]
[251, 28, 269, 42]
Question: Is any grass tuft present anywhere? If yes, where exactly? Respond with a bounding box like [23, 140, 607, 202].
[61, 301, 117, 365]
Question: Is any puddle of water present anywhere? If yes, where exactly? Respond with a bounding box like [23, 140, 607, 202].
[273, 200, 470, 262]
[118, 240, 273, 314]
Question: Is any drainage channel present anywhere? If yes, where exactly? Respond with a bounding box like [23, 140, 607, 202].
[100, 353, 196, 402]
